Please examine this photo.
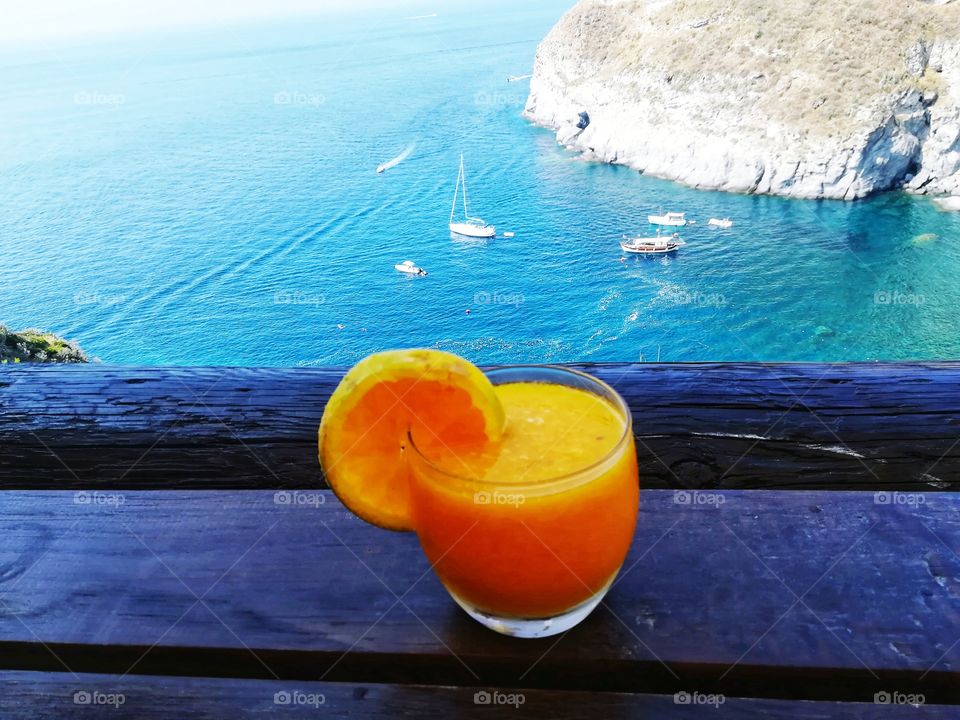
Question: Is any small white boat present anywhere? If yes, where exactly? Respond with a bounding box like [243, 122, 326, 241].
[503, 231, 515, 238]
[648, 211, 688, 227]
[376, 144, 415, 175]
[449, 154, 496, 238]
[395, 260, 427, 276]
[506, 74, 532, 82]
[619, 231, 686, 255]
[708, 217, 733, 229]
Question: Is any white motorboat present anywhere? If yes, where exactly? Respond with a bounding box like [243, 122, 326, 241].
[619, 231, 686, 255]
[376, 144, 415, 175]
[648, 211, 688, 227]
[395, 260, 427, 275]
[449, 154, 495, 238]
[708, 217, 733, 229]
[506, 74, 532, 82]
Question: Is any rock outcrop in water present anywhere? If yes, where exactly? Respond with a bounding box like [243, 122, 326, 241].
[0, 326, 88, 363]
[525, 0, 960, 202]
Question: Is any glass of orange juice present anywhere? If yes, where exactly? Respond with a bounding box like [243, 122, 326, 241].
[407, 365, 638, 638]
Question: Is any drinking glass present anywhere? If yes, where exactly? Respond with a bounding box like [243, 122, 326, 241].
[407, 365, 638, 638]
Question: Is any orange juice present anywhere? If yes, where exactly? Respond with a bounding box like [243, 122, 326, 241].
[408, 367, 638, 632]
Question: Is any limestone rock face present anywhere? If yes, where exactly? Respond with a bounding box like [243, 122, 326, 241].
[525, 0, 960, 201]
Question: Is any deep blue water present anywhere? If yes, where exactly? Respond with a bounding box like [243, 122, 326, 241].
[2, 1, 960, 365]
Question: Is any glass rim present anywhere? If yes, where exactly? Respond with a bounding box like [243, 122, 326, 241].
[405, 364, 634, 490]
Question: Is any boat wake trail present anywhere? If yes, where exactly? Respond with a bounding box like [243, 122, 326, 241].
[598, 288, 621, 312]
[377, 143, 416, 174]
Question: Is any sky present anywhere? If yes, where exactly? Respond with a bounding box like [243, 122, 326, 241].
[0, 0, 406, 45]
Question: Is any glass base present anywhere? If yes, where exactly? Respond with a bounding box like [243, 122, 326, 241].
[449, 577, 614, 638]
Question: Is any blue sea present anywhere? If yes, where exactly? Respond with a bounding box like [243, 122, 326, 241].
[2, 1, 960, 366]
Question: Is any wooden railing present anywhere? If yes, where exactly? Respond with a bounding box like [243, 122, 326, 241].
[1, 363, 959, 716]
[1, 363, 958, 490]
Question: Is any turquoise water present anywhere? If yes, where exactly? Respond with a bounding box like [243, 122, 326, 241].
[2, 1, 960, 365]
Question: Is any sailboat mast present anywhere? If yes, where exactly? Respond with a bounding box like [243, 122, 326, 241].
[460, 154, 470, 219]
[450, 160, 461, 224]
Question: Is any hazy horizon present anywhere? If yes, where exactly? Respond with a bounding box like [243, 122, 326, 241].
[0, 0, 449, 46]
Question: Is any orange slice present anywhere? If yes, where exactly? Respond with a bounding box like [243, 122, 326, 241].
[318, 349, 505, 531]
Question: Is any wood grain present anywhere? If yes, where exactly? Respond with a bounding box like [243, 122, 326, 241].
[2, 490, 960, 702]
[1, 363, 959, 490]
[0, 672, 951, 719]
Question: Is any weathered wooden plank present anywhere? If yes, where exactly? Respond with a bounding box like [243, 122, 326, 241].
[0, 672, 950, 719]
[2, 490, 960, 702]
[1, 363, 959, 490]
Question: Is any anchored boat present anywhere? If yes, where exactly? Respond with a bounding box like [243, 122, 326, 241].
[708, 217, 734, 229]
[620, 230, 685, 255]
[648, 211, 688, 227]
[395, 260, 427, 276]
[449, 154, 495, 238]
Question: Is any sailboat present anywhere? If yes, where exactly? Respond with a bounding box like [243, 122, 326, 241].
[449, 154, 495, 238]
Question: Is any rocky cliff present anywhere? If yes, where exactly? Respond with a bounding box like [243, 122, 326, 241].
[525, 0, 960, 201]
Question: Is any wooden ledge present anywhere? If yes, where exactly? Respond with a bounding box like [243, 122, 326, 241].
[2, 489, 959, 703]
[1, 362, 959, 490]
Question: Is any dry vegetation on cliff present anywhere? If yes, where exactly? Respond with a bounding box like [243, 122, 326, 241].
[556, 0, 960, 138]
